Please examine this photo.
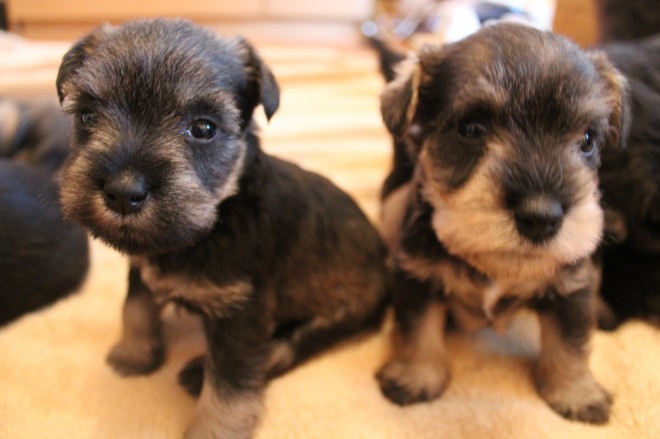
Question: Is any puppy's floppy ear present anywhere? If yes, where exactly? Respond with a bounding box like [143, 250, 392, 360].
[380, 57, 420, 136]
[589, 51, 631, 150]
[234, 37, 280, 127]
[56, 25, 111, 104]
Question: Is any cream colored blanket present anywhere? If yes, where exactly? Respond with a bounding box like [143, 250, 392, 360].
[1, 33, 658, 439]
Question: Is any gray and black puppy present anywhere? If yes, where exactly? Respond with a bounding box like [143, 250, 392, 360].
[56, 19, 388, 438]
[373, 23, 628, 424]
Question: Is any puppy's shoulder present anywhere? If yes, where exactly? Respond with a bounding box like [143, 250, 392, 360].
[258, 153, 369, 219]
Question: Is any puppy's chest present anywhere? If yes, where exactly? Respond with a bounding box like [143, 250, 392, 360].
[133, 257, 253, 316]
[398, 253, 543, 329]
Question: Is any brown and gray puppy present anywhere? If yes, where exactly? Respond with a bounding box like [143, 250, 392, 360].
[375, 23, 628, 424]
[56, 19, 388, 438]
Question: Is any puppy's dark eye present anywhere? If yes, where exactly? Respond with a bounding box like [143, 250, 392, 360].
[188, 118, 217, 141]
[458, 121, 486, 139]
[580, 129, 597, 157]
[80, 112, 96, 127]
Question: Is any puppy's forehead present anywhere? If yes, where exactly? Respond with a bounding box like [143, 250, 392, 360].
[421, 24, 610, 127]
[73, 20, 247, 108]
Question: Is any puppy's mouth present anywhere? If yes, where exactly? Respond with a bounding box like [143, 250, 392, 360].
[427, 191, 603, 281]
[62, 184, 218, 255]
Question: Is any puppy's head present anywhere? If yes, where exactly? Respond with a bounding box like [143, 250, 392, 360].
[384, 23, 629, 280]
[56, 19, 279, 255]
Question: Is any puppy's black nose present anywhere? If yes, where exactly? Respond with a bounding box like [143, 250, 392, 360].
[514, 194, 564, 243]
[103, 172, 149, 215]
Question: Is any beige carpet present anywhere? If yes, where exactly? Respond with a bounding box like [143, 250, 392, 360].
[1, 31, 659, 439]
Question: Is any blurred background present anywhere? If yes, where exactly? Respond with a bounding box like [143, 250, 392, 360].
[0, 0, 602, 46]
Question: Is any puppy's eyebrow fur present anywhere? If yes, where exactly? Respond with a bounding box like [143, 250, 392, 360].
[181, 90, 242, 134]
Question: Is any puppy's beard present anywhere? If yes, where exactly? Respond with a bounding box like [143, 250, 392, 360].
[420, 145, 603, 282]
[60, 140, 247, 255]
[61, 168, 218, 255]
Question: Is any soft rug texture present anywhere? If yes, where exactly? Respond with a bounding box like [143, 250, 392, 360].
[0, 31, 658, 439]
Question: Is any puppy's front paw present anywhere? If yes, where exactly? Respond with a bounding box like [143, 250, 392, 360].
[107, 339, 165, 375]
[376, 359, 450, 405]
[538, 376, 612, 424]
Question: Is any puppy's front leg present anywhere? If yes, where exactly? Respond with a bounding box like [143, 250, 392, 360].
[535, 288, 612, 424]
[107, 267, 164, 375]
[185, 314, 268, 439]
[377, 269, 450, 405]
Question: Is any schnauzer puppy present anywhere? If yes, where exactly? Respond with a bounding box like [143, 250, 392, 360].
[373, 23, 628, 424]
[0, 160, 89, 325]
[56, 19, 388, 438]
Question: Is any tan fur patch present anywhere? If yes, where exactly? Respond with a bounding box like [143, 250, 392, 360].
[215, 140, 246, 203]
[381, 302, 450, 399]
[397, 252, 541, 330]
[419, 140, 603, 283]
[139, 262, 252, 317]
[380, 182, 412, 251]
[0, 100, 22, 144]
[186, 379, 262, 439]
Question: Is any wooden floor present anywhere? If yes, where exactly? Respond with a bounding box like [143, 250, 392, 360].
[0, 34, 392, 222]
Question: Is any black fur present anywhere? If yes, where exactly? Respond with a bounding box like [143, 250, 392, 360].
[595, 0, 660, 43]
[596, 34, 660, 325]
[0, 160, 89, 325]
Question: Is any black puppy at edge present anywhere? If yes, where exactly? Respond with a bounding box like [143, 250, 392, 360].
[0, 160, 89, 325]
[372, 23, 628, 424]
[56, 19, 388, 438]
[597, 34, 660, 325]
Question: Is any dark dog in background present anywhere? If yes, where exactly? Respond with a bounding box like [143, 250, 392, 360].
[595, 0, 660, 43]
[0, 97, 71, 173]
[0, 160, 89, 325]
[590, 0, 660, 326]
[56, 19, 388, 438]
[596, 34, 660, 325]
[0, 96, 88, 326]
[372, 23, 628, 423]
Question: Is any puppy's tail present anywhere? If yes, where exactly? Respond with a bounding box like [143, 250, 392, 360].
[367, 37, 408, 83]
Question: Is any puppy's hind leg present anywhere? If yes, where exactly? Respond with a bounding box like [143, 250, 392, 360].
[107, 267, 165, 375]
[534, 288, 612, 424]
[376, 270, 450, 405]
[266, 286, 388, 379]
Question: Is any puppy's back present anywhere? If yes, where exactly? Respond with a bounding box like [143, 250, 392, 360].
[239, 154, 388, 312]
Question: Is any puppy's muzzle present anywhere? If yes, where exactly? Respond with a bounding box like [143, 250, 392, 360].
[103, 171, 149, 216]
[513, 194, 564, 243]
